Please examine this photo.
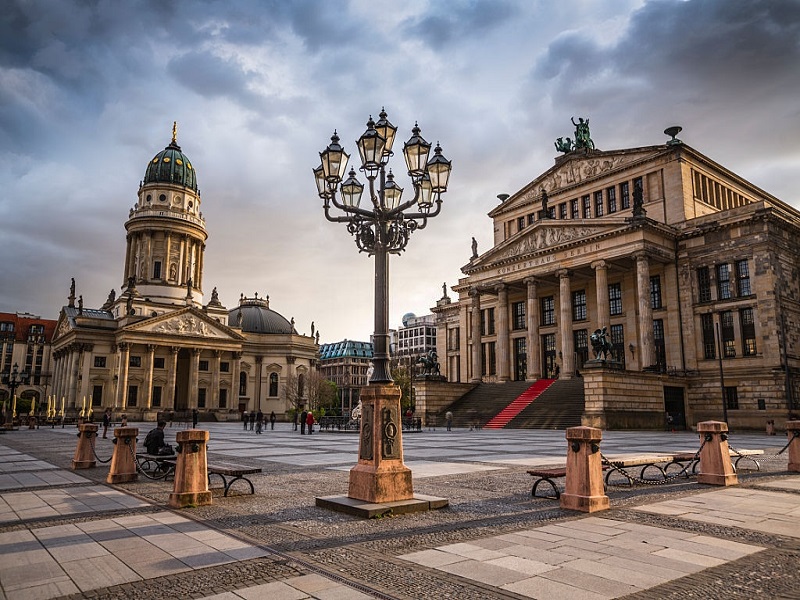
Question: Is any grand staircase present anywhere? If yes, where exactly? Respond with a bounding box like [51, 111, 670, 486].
[442, 378, 585, 430]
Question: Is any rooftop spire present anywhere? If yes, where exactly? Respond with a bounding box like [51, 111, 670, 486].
[172, 121, 178, 144]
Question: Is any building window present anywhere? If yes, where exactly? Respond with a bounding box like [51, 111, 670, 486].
[650, 275, 663, 310]
[94, 356, 106, 368]
[574, 329, 588, 369]
[541, 296, 555, 326]
[482, 342, 496, 376]
[129, 356, 141, 368]
[198, 388, 206, 408]
[701, 313, 715, 359]
[572, 290, 587, 321]
[219, 388, 227, 408]
[127, 385, 138, 407]
[610, 324, 625, 367]
[199, 360, 209, 371]
[697, 267, 711, 303]
[481, 308, 495, 336]
[608, 283, 622, 316]
[721, 310, 735, 358]
[594, 191, 604, 217]
[741, 308, 757, 356]
[152, 386, 162, 407]
[154, 357, 165, 369]
[153, 261, 162, 279]
[528, 213, 536, 225]
[717, 264, 731, 300]
[92, 385, 103, 407]
[220, 361, 230, 372]
[653, 318, 666, 371]
[620, 181, 630, 209]
[559, 202, 567, 219]
[517, 216, 525, 232]
[512, 301, 526, 330]
[725, 386, 739, 410]
[582, 195, 591, 218]
[239, 372, 247, 396]
[607, 186, 617, 213]
[269, 372, 278, 396]
[548, 206, 556, 219]
[448, 327, 460, 351]
[570, 198, 579, 219]
[736, 259, 751, 296]
[297, 374, 305, 397]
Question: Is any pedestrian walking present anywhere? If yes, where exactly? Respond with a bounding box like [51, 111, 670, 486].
[256, 410, 263, 434]
[249, 411, 256, 431]
[270, 411, 276, 430]
[242, 410, 249, 430]
[446, 410, 453, 432]
[102, 407, 111, 438]
[192, 408, 198, 428]
[300, 409, 307, 434]
[293, 410, 298, 431]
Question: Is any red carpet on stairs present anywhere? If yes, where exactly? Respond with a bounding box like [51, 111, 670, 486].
[483, 379, 556, 429]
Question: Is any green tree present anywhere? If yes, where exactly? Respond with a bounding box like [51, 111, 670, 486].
[391, 365, 414, 411]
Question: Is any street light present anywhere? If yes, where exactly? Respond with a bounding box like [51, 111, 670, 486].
[313, 109, 452, 507]
[2, 363, 29, 426]
[314, 109, 452, 385]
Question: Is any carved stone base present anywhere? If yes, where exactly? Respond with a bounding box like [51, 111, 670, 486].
[347, 384, 414, 504]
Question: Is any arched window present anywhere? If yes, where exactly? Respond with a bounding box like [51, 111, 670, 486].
[239, 372, 247, 396]
[269, 373, 278, 397]
[297, 373, 305, 398]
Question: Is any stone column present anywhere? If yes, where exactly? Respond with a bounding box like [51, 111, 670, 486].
[189, 348, 200, 408]
[634, 252, 655, 369]
[592, 260, 609, 331]
[123, 235, 133, 283]
[696, 421, 738, 486]
[165, 233, 172, 281]
[167, 347, 179, 410]
[106, 427, 138, 483]
[79, 344, 92, 409]
[169, 429, 212, 508]
[232, 351, 242, 407]
[53, 353, 62, 400]
[524, 277, 541, 380]
[561, 426, 610, 513]
[67, 347, 79, 408]
[496, 283, 510, 382]
[469, 288, 482, 382]
[211, 350, 221, 408]
[144, 344, 156, 409]
[558, 270, 575, 378]
[117, 343, 130, 409]
[254, 356, 263, 412]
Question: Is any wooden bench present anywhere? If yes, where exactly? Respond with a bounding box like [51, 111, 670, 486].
[135, 453, 177, 479]
[207, 462, 262, 496]
[602, 454, 675, 486]
[527, 468, 567, 499]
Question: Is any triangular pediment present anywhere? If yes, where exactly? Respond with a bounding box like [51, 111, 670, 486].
[490, 146, 669, 217]
[123, 307, 245, 341]
[53, 311, 72, 342]
[466, 220, 625, 273]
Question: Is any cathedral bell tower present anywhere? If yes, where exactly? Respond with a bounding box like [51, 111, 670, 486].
[122, 123, 207, 310]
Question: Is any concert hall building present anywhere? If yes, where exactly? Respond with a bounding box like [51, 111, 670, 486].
[433, 124, 800, 430]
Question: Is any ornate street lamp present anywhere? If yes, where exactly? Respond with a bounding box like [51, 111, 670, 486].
[2, 363, 29, 427]
[313, 109, 451, 509]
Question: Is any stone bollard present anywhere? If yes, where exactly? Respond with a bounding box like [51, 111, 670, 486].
[561, 426, 610, 513]
[28, 417, 37, 430]
[107, 427, 139, 484]
[696, 421, 738, 486]
[786, 420, 800, 472]
[71, 423, 99, 469]
[169, 429, 212, 509]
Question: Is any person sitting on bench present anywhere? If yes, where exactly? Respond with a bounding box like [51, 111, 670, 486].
[144, 420, 174, 456]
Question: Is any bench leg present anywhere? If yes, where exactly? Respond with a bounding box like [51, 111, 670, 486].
[640, 464, 668, 481]
[224, 476, 255, 496]
[532, 477, 560, 499]
[209, 472, 228, 491]
[734, 456, 760, 471]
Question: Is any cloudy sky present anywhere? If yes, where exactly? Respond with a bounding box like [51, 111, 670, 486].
[1, 0, 798, 343]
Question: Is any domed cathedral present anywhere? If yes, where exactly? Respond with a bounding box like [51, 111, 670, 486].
[50, 124, 319, 422]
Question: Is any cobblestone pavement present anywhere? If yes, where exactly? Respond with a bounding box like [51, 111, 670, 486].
[0, 422, 798, 599]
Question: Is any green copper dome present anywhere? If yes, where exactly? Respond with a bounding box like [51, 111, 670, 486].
[143, 137, 198, 192]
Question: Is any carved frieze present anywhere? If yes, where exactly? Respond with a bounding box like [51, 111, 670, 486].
[150, 315, 217, 337]
[497, 226, 597, 260]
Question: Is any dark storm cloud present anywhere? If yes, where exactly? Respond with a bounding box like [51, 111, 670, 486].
[403, 0, 519, 49]
[167, 50, 255, 100]
[536, 0, 800, 100]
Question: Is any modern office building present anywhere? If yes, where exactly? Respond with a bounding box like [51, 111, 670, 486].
[318, 339, 373, 415]
[433, 122, 799, 429]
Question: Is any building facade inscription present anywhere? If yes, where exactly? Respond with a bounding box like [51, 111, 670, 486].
[494, 242, 602, 276]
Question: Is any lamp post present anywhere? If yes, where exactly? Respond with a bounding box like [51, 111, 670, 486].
[2, 363, 29, 427]
[314, 109, 452, 506]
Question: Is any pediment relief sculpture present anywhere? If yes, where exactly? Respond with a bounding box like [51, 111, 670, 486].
[56, 318, 71, 339]
[149, 314, 220, 337]
[497, 226, 597, 260]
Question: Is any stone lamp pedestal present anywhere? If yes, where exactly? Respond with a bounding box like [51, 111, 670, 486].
[316, 384, 448, 518]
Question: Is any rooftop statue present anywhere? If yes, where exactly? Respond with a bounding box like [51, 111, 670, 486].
[572, 117, 595, 150]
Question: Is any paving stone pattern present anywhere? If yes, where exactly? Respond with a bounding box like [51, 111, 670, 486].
[0, 424, 798, 599]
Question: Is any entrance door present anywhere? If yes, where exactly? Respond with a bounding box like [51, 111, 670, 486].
[174, 349, 190, 411]
[542, 333, 557, 378]
[663, 386, 686, 430]
[513, 338, 526, 381]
